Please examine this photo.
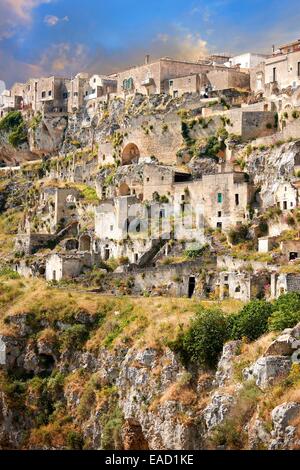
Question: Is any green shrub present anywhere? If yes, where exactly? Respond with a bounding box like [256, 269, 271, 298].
[67, 431, 84, 450]
[204, 136, 223, 158]
[269, 292, 300, 331]
[228, 224, 249, 245]
[230, 300, 274, 341]
[0, 111, 23, 132]
[0, 266, 20, 279]
[169, 308, 229, 368]
[60, 324, 89, 351]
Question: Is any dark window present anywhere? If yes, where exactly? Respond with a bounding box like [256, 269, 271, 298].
[217, 222, 222, 229]
[74, 92, 78, 97]
[146, 177, 150, 182]
[283, 201, 288, 210]
[169, 80, 173, 86]
[63, 92, 68, 99]
[298, 62, 300, 76]
[218, 211, 222, 218]
[48, 90, 52, 97]
[273, 67, 277, 82]
[42, 91, 46, 98]
[235, 194, 239, 206]
[290, 252, 298, 261]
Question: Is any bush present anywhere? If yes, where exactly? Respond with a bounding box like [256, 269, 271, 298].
[0, 111, 23, 132]
[169, 308, 229, 368]
[60, 324, 89, 351]
[8, 123, 27, 147]
[269, 292, 300, 331]
[67, 431, 84, 450]
[230, 300, 274, 341]
[0, 266, 20, 279]
[228, 224, 249, 245]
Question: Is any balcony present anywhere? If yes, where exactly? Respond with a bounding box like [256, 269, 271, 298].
[141, 77, 154, 87]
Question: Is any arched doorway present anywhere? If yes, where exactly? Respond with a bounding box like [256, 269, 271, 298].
[119, 182, 130, 196]
[79, 234, 91, 252]
[122, 143, 140, 165]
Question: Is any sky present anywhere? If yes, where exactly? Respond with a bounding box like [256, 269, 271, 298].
[0, 0, 300, 87]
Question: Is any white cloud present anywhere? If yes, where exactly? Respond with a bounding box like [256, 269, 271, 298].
[154, 30, 208, 61]
[44, 15, 69, 27]
[0, 0, 54, 41]
[3, 0, 53, 21]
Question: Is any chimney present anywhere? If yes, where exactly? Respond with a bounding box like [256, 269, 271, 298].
[272, 44, 275, 53]
[145, 54, 150, 65]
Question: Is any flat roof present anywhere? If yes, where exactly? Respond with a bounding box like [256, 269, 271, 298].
[279, 39, 300, 49]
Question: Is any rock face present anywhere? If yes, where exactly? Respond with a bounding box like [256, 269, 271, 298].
[117, 348, 203, 450]
[264, 331, 300, 357]
[214, 340, 242, 387]
[247, 140, 300, 208]
[203, 392, 235, 432]
[1, 316, 300, 450]
[270, 402, 300, 450]
[29, 115, 68, 154]
[243, 356, 291, 390]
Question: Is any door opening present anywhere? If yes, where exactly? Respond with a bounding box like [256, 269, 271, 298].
[188, 276, 196, 298]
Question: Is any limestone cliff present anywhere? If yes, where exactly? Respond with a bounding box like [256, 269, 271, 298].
[0, 279, 299, 450]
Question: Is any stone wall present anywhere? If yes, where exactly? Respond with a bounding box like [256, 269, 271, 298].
[207, 69, 250, 91]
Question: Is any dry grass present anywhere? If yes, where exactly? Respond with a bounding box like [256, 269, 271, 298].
[0, 277, 244, 351]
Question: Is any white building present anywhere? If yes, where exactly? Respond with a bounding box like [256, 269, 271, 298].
[226, 53, 267, 69]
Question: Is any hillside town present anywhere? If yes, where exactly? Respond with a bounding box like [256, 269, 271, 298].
[3, 8, 300, 449]
[1, 40, 300, 303]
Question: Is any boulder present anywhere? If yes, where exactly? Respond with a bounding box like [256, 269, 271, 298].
[264, 333, 300, 357]
[269, 402, 300, 450]
[243, 356, 291, 390]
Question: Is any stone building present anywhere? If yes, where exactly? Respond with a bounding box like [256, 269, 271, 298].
[226, 53, 268, 70]
[67, 73, 90, 113]
[174, 171, 252, 232]
[280, 240, 300, 261]
[274, 181, 298, 211]
[45, 252, 99, 282]
[168, 68, 250, 98]
[265, 40, 300, 91]
[115, 56, 217, 97]
[271, 272, 300, 299]
[35, 76, 70, 113]
[218, 271, 270, 301]
[36, 187, 79, 234]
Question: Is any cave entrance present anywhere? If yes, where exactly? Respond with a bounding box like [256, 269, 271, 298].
[122, 143, 140, 166]
[188, 276, 196, 298]
[79, 234, 92, 252]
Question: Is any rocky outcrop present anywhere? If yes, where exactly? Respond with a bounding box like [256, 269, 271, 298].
[247, 140, 300, 208]
[264, 330, 300, 357]
[243, 356, 291, 390]
[203, 392, 235, 432]
[270, 402, 300, 450]
[214, 340, 242, 387]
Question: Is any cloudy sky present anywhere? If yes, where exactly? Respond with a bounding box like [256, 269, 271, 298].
[0, 0, 299, 86]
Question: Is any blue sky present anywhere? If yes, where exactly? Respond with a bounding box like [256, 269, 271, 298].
[0, 0, 300, 86]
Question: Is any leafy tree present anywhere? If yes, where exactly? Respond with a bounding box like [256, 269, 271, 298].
[269, 292, 300, 331]
[169, 308, 229, 368]
[230, 300, 273, 341]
